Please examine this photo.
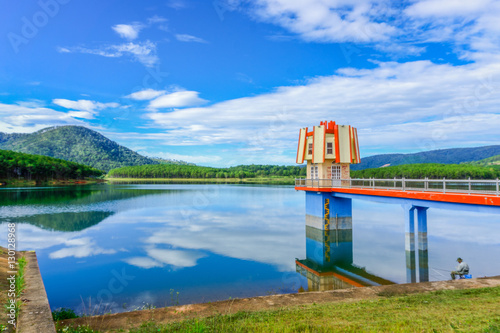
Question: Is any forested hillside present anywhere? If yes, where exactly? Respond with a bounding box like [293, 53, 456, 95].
[108, 164, 306, 179]
[0, 149, 103, 181]
[0, 126, 159, 172]
[351, 146, 500, 170]
[350, 163, 500, 179]
[468, 154, 500, 166]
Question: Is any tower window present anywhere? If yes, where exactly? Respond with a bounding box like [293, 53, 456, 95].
[327, 142, 333, 155]
[308, 143, 313, 155]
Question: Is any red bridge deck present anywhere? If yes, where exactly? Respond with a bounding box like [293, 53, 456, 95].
[295, 178, 500, 206]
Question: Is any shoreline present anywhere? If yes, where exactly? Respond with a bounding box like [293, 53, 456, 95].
[0, 178, 105, 187]
[0, 177, 295, 187]
[105, 177, 295, 185]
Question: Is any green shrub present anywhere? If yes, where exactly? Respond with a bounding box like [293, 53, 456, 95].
[52, 307, 79, 321]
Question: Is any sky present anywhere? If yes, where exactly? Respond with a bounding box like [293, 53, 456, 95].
[1, 0, 500, 167]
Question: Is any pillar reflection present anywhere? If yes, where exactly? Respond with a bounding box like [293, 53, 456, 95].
[297, 192, 394, 291]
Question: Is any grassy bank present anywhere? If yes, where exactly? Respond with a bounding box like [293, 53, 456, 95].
[132, 287, 500, 332]
[58, 286, 500, 332]
[105, 177, 295, 185]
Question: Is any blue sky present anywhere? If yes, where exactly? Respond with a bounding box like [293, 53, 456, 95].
[1, 0, 500, 166]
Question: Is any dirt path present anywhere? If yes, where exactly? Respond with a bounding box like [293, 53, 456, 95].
[60, 275, 500, 332]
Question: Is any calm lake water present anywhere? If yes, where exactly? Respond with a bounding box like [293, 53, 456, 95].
[1, 184, 499, 314]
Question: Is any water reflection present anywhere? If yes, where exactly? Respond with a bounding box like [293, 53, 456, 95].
[0, 184, 498, 313]
[8, 212, 114, 232]
[296, 225, 394, 291]
[0, 185, 307, 313]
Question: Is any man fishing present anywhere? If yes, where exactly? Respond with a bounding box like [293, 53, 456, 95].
[451, 257, 469, 280]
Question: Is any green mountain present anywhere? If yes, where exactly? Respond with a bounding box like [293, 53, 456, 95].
[351, 146, 500, 170]
[468, 154, 500, 166]
[0, 126, 159, 172]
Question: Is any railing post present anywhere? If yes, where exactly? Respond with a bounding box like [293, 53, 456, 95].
[425, 177, 428, 190]
[402, 177, 405, 191]
[497, 178, 499, 196]
[443, 177, 446, 194]
[394, 177, 396, 189]
[372, 177, 375, 189]
[468, 177, 471, 194]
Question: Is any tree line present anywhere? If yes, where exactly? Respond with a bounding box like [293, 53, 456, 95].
[351, 163, 500, 180]
[107, 164, 307, 179]
[0, 149, 103, 181]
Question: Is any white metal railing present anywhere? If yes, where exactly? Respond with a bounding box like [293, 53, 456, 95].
[295, 177, 500, 196]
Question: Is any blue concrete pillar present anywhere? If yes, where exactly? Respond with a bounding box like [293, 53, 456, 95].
[404, 206, 416, 283]
[416, 207, 429, 282]
[305, 192, 352, 230]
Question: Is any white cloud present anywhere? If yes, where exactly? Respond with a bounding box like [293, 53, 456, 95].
[0, 102, 86, 133]
[52, 99, 120, 119]
[57, 47, 71, 53]
[65, 111, 94, 119]
[144, 209, 305, 272]
[229, 0, 500, 58]
[405, 0, 493, 18]
[147, 15, 168, 24]
[175, 34, 207, 43]
[16, 99, 45, 108]
[166, 0, 187, 9]
[141, 59, 500, 159]
[49, 237, 116, 259]
[112, 23, 144, 40]
[148, 90, 207, 109]
[147, 248, 206, 268]
[53, 99, 119, 112]
[123, 248, 206, 269]
[125, 89, 166, 101]
[248, 0, 397, 43]
[123, 257, 163, 269]
[57, 41, 159, 67]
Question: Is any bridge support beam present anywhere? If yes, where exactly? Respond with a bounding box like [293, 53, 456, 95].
[404, 205, 429, 283]
[405, 206, 416, 283]
[417, 207, 429, 282]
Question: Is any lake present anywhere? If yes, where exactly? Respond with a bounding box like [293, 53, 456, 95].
[1, 184, 499, 314]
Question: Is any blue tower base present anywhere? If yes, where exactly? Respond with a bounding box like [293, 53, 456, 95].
[305, 192, 352, 231]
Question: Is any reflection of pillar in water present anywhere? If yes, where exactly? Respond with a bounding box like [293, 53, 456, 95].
[302, 226, 354, 291]
[417, 207, 429, 282]
[405, 206, 416, 283]
[306, 226, 353, 269]
[298, 192, 395, 291]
